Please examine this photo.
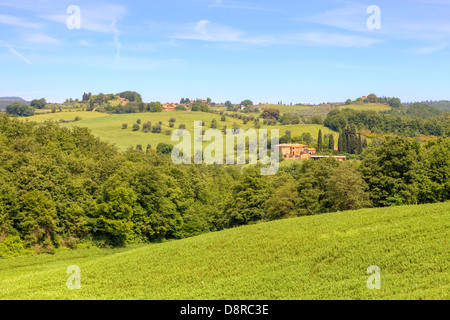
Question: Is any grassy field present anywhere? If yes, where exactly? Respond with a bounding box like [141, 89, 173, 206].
[0, 202, 448, 300]
[338, 104, 392, 112]
[24, 111, 337, 151]
[260, 104, 311, 114]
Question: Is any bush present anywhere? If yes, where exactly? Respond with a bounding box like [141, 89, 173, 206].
[132, 123, 140, 131]
[142, 122, 151, 131]
[152, 124, 162, 133]
[156, 143, 174, 154]
[122, 123, 128, 129]
[0, 235, 30, 258]
[165, 129, 172, 135]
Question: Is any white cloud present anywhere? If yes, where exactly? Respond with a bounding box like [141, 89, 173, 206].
[288, 32, 381, 48]
[412, 44, 447, 55]
[24, 33, 60, 45]
[173, 20, 379, 48]
[299, 3, 369, 33]
[0, 13, 42, 29]
[208, 0, 282, 12]
[0, 41, 32, 64]
[175, 20, 246, 42]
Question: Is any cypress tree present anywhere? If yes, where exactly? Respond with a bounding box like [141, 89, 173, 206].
[317, 130, 323, 153]
[329, 134, 335, 151]
[342, 128, 348, 153]
[338, 132, 344, 152]
[362, 137, 368, 149]
[357, 133, 363, 154]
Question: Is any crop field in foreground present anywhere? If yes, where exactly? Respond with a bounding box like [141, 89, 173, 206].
[0, 202, 448, 300]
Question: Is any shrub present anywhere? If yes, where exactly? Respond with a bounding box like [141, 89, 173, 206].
[132, 123, 140, 131]
[156, 143, 174, 154]
[122, 123, 128, 129]
[165, 129, 172, 135]
[142, 122, 152, 131]
[152, 124, 162, 133]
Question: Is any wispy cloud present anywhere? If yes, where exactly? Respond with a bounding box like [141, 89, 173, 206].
[0, 41, 32, 64]
[208, 0, 283, 12]
[287, 32, 381, 48]
[412, 44, 447, 55]
[173, 20, 379, 48]
[298, 2, 369, 33]
[0, 13, 42, 29]
[41, 3, 126, 61]
[23, 33, 60, 45]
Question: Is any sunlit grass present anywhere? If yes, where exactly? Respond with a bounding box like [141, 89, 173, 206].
[23, 111, 336, 151]
[0, 202, 448, 300]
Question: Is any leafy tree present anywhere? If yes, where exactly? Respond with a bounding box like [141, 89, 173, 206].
[147, 102, 162, 113]
[224, 167, 269, 227]
[360, 137, 421, 207]
[322, 162, 371, 212]
[118, 91, 142, 102]
[367, 93, 378, 103]
[156, 143, 174, 154]
[265, 172, 299, 220]
[96, 178, 136, 246]
[240, 99, 253, 107]
[311, 116, 323, 125]
[18, 191, 59, 251]
[175, 105, 186, 111]
[388, 97, 402, 108]
[5, 102, 35, 117]
[30, 98, 47, 109]
[262, 108, 280, 120]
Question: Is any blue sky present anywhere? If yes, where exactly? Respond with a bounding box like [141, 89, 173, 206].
[1, 0, 450, 104]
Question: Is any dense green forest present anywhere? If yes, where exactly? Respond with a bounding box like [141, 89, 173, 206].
[0, 114, 449, 257]
[324, 103, 450, 137]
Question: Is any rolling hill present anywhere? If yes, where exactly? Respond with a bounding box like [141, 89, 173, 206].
[0, 97, 30, 109]
[23, 111, 337, 151]
[0, 201, 448, 300]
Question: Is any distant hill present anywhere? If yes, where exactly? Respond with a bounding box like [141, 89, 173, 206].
[404, 100, 450, 112]
[0, 97, 30, 110]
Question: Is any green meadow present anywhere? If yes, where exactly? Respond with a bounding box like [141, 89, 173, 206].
[24, 111, 336, 151]
[0, 202, 448, 300]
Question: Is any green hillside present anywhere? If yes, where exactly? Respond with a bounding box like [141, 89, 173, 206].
[338, 103, 392, 112]
[0, 202, 448, 300]
[23, 111, 336, 151]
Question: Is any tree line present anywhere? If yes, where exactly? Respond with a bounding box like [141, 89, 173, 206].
[324, 106, 449, 137]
